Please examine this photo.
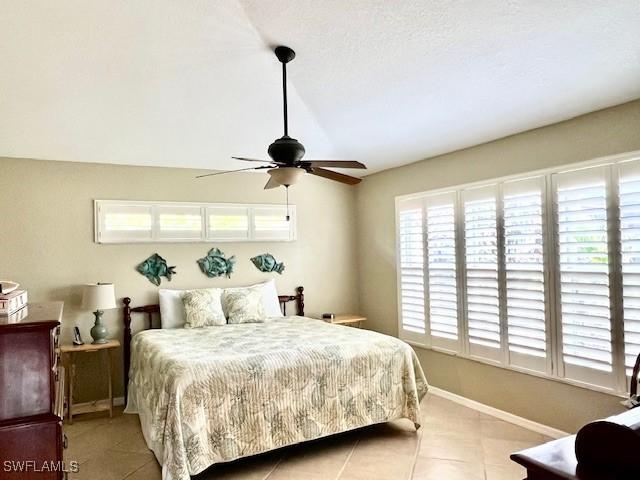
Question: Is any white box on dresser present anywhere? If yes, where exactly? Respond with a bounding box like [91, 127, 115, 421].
[0, 289, 28, 315]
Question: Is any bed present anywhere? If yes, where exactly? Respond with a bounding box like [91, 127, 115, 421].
[122, 286, 428, 480]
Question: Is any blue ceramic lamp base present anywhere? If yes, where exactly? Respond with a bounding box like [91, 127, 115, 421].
[90, 310, 109, 344]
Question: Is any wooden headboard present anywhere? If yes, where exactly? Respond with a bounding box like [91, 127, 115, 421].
[121, 286, 304, 401]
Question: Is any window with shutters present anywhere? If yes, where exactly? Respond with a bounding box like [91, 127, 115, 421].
[553, 166, 614, 388]
[618, 160, 640, 379]
[463, 186, 502, 362]
[397, 198, 426, 343]
[503, 177, 549, 374]
[426, 192, 460, 351]
[94, 200, 296, 243]
[395, 150, 640, 395]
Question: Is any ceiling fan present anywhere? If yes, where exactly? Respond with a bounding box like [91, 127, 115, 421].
[197, 45, 367, 189]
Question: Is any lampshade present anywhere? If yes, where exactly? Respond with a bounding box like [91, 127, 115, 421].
[82, 283, 116, 311]
[267, 167, 304, 187]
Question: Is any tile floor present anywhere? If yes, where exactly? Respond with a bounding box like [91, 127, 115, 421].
[64, 393, 551, 480]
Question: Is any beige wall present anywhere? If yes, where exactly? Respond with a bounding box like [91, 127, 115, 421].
[3, 100, 639, 431]
[355, 99, 640, 433]
[0, 157, 359, 401]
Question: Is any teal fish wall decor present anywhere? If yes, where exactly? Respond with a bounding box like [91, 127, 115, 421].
[136, 253, 176, 286]
[251, 253, 285, 274]
[198, 248, 235, 278]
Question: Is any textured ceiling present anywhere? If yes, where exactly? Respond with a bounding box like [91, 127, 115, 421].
[1, 1, 639, 175]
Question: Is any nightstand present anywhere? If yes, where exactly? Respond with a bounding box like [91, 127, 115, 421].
[324, 314, 366, 328]
[60, 339, 120, 424]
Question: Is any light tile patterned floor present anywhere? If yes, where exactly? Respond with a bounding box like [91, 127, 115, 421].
[64, 393, 550, 480]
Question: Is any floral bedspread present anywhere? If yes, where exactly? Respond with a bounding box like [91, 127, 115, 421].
[125, 317, 428, 480]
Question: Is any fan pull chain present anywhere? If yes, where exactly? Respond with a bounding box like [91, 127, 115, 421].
[285, 186, 290, 222]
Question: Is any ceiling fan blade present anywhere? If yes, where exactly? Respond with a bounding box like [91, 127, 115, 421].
[310, 168, 362, 185]
[264, 176, 280, 190]
[303, 160, 366, 169]
[232, 156, 282, 164]
[195, 166, 268, 179]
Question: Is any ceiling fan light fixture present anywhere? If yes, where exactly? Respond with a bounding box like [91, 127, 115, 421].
[268, 167, 304, 187]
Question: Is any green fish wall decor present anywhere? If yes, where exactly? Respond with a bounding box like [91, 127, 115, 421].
[136, 253, 176, 286]
[198, 248, 235, 278]
[251, 253, 285, 274]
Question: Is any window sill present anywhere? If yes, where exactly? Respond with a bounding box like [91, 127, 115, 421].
[405, 339, 628, 399]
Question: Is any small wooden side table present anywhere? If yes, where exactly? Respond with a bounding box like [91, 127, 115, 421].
[324, 314, 366, 328]
[59, 339, 120, 424]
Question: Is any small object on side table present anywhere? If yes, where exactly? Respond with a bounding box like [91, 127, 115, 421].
[60, 339, 120, 424]
[73, 326, 84, 346]
[323, 314, 366, 328]
[81, 283, 116, 344]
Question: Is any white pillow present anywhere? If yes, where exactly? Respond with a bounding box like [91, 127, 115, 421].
[158, 289, 188, 328]
[223, 280, 283, 318]
[159, 280, 284, 327]
[261, 279, 284, 318]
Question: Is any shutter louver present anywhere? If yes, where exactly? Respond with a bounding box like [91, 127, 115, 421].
[554, 167, 614, 388]
[503, 177, 548, 373]
[253, 206, 296, 241]
[398, 200, 426, 339]
[463, 186, 502, 361]
[97, 203, 153, 243]
[207, 206, 250, 241]
[618, 160, 640, 377]
[426, 193, 459, 351]
[157, 205, 203, 240]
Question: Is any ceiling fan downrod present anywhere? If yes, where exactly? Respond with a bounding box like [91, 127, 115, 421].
[275, 46, 295, 137]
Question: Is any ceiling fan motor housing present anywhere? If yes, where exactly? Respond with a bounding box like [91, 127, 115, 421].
[268, 135, 306, 165]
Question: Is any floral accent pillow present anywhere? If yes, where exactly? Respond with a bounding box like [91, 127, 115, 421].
[181, 288, 226, 328]
[222, 285, 266, 324]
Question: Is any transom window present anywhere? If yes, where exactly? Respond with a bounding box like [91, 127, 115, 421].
[396, 152, 640, 394]
[95, 200, 296, 243]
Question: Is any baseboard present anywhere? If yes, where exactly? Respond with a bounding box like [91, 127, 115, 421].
[428, 386, 569, 439]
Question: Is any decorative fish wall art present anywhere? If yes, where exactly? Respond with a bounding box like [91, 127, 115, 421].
[198, 248, 235, 278]
[251, 253, 285, 274]
[136, 253, 176, 286]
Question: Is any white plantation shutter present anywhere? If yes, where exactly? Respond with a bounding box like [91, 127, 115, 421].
[252, 206, 297, 241]
[157, 205, 204, 240]
[425, 192, 460, 351]
[554, 166, 614, 388]
[95, 203, 153, 242]
[503, 177, 549, 373]
[395, 152, 640, 394]
[463, 185, 502, 362]
[207, 206, 250, 241]
[397, 198, 426, 341]
[95, 201, 296, 243]
[618, 160, 640, 378]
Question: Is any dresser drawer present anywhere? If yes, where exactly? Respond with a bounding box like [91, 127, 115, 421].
[0, 327, 55, 421]
[0, 417, 63, 480]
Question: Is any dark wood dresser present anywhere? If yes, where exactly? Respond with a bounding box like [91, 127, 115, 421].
[511, 407, 640, 479]
[0, 302, 66, 480]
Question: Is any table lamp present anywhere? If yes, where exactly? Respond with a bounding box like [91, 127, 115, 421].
[82, 283, 116, 344]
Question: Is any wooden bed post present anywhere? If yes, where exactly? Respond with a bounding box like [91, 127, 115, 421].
[123, 297, 132, 403]
[296, 286, 304, 316]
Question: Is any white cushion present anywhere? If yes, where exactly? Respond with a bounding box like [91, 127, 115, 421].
[159, 280, 284, 327]
[158, 288, 188, 328]
[182, 288, 225, 328]
[222, 285, 266, 324]
[261, 279, 284, 318]
[223, 280, 284, 318]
